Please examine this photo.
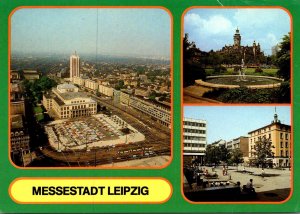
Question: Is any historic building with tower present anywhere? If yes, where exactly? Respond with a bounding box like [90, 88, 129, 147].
[248, 112, 291, 167]
[217, 28, 265, 65]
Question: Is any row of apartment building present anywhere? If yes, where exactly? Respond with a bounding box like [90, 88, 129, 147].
[183, 113, 291, 167]
[72, 76, 171, 128]
[43, 82, 171, 128]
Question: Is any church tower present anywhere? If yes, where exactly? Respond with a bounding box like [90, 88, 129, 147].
[233, 27, 241, 47]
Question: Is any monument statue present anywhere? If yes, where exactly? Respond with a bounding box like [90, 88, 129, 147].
[236, 57, 246, 81]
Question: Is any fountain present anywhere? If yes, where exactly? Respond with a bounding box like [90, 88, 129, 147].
[195, 56, 283, 89]
[236, 59, 247, 82]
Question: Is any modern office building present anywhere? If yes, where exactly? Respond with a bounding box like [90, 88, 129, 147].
[129, 96, 171, 128]
[248, 112, 291, 167]
[183, 118, 207, 164]
[70, 52, 80, 79]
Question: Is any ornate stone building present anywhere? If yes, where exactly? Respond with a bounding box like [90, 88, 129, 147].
[217, 28, 265, 65]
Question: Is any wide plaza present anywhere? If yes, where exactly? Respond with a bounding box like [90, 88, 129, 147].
[185, 165, 291, 201]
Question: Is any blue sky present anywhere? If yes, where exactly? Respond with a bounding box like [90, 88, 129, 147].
[11, 8, 170, 58]
[184, 106, 291, 144]
[184, 8, 291, 55]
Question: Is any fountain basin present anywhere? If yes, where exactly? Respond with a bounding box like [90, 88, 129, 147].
[195, 75, 283, 89]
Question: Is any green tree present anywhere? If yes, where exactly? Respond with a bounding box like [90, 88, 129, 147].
[205, 145, 220, 165]
[219, 145, 231, 164]
[148, 91, 157, 101]
[230, 148, 244, 170]
[276, 34, 290, 80]
[251, 137, 274, 168]
[205, 144, 231, 165]
[183, 33, 206, 87]
[115, 80, 124, 90]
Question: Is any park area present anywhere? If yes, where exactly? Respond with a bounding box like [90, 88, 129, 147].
[205, 67, 278, 77]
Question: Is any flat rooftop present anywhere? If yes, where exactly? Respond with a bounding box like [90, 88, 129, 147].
[11, 114, 24, 129]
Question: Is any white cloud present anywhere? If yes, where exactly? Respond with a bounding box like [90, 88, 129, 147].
[185, 13, 204, 27]
[234, 9, 290, 29]
[185, 13, 234, 35]
[266, 33, 278, 45]
[184, 9, 290, 53]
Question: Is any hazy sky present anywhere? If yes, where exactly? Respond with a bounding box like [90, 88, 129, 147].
[11, 8, 170, 58]
[184, 106, 291, 144]
[184, 8, 291, 55]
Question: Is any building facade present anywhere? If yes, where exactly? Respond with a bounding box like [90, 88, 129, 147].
[120, 91, 131, 106]
[70, 52, 80, 79]
[248, 113, 291, 167]
[84, 79, 98, 91]
[43, 84, 97, 119]
[226, 136, 249, 161]
[98, 85, 114, 97]
[134, 87, 150, 97]
[129, 96, 171, 128]
[217, 28, 264, 65]
[23, 70, 40, 82]
[72, 76, 86, 86]
[183, 118, 207, 163]
[10, 114, 30, 166]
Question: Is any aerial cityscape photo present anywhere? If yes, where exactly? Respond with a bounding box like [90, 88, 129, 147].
[10, 8, 172, 167]
[183, 8, 291, 103]
[183, 106, 292, 202]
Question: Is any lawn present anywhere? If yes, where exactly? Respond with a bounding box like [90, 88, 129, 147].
[34, 106, 43, 114]
[36, 113, 44, 121]
[205, 68, 278, 77]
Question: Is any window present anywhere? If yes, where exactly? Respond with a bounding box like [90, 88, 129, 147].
[280, 142, 283, 148]
[280, 133, 283, 139]
[286, 142, 288, 148]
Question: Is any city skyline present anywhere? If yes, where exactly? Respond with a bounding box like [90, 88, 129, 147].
[184, 106, 291, 144]
[11, 8, 171, 59]
[184, 8, 291, 55]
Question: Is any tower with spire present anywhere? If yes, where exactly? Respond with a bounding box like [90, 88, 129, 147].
[217, 28, 264, 65]
[233, 27, 241, 47]
[248, 107, 291, 168]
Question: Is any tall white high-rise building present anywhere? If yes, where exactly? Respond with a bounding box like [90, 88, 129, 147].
[183, 118, 207, 164]
[70, 52, 80, 79]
